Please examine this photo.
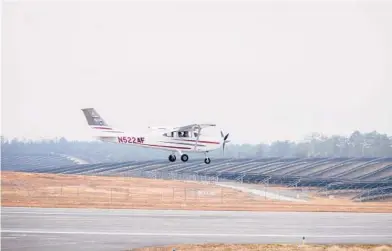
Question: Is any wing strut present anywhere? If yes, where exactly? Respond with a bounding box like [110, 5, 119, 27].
[194, 125, 202, 150]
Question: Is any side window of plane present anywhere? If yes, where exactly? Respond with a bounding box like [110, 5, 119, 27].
[183, 131, 189, 137]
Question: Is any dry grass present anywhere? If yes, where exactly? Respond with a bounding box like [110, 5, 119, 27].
[131, 244, 392, 251]
[1, 171, 392, 212]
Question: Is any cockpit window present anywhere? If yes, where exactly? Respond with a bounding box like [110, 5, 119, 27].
[163, 132, 174, 137]
[177, 131, 189, 137]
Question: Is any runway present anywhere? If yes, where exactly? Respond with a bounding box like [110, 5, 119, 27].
[2, 207, 392, 251]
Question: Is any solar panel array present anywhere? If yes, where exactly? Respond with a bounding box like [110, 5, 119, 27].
[2, 154, 392, 202]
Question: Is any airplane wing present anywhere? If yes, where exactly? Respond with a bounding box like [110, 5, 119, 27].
[172, 124, 216, 150]
[154, 124, 216, 150]
[172, 123, 216, 131]
[148, 124, 216, 132]
[148, 126, 171, 130]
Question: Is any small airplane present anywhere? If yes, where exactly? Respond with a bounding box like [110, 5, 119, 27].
[81, 108, 230, 164]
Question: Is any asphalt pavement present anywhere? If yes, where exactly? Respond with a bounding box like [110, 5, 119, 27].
[2, 207, 392, 251]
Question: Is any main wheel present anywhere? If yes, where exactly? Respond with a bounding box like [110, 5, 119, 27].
[204, 157, 211, 164]
[168, 154, 176, 162]
[180, 154, 189, 162]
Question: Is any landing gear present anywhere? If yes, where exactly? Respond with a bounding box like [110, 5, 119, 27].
[168, 154, 176, 162]
[168, 152, 189, 163]
[168, 152, 210, 164]
[180, 154, 189, 162]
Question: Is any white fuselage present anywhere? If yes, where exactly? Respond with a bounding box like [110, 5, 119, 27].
[95, 128, 222, 153]
[81, 108, 228, 163]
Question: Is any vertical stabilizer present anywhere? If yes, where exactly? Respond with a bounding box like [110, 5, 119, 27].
[81, 108, 124, 134]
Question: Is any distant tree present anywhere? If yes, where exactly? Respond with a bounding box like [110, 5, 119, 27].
[2, 130, 392, 162]
[269, 140, 294, 157]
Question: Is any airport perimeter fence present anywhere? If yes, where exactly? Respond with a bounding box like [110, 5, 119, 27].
[4, 155, 392, 203]
[3, 169, 316, 208]
[125, 170, 389, 202]
[110, 169, 314, 200]
[3, 178, 302, 210]
[7, 162, 391, 202]
[6, 177, 392, 213]
[85, 169, 392, 202]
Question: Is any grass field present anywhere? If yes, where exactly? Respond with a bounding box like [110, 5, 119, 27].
[1, 171, 392, 212]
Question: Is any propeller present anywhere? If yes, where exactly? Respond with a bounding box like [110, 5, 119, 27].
[220, 130, 230, 155]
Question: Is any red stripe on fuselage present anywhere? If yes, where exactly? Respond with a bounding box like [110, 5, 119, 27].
[142, 143, 191, 150]
[175, 139, 220, 144]
[92, 126, 113, 130]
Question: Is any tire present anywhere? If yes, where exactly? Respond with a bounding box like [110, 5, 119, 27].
[181, 154, 189, 162]
[204, 157, 211, 164]
[168, 154, 176, 162]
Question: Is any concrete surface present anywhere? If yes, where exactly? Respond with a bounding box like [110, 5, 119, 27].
[216, 182, 308, 202]
[1, 207, 392, 251]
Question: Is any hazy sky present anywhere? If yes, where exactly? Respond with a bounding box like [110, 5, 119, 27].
[2, 0, 392, 144]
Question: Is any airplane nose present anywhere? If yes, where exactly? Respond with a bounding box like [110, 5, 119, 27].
[220, 130, 230, 155]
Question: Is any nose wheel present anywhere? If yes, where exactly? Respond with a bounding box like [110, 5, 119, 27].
[204, 157, 211, 164]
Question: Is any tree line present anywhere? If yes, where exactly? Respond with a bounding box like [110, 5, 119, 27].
[2, 130, 392, 162]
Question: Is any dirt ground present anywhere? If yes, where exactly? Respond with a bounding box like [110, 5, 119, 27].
[1, 171, 392, 213]
[131, 244, 392, 251]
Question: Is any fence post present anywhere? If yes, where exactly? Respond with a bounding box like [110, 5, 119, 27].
[27, 187, 31, 207]
[129, 187, 133, 206]
[264, 185, 267, 200]
[58, 185, 61, 208]
[221, 188, 223, 203]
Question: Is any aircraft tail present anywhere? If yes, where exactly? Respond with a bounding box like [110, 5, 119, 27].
[81, 108, 124, 135]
